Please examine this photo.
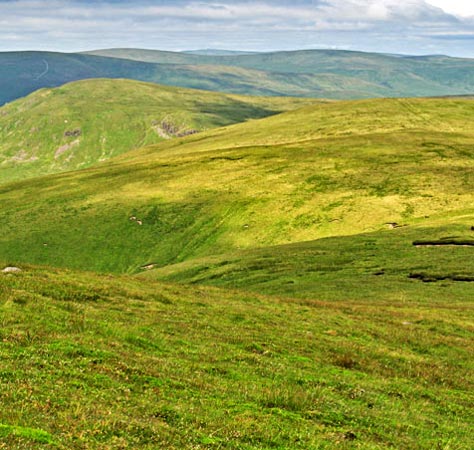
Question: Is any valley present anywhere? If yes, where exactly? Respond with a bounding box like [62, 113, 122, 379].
[1, 52, 473, 448]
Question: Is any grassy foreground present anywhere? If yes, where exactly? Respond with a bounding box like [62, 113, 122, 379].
[1, 264, 473, 449]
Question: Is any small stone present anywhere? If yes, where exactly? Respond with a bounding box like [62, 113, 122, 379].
[2, 267, 22, 273]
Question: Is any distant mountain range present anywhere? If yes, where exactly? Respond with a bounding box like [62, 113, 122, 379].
[1, 48, 474, 105]
[183, 49, 259, 56]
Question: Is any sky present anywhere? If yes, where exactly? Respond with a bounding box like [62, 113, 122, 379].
[1, 0, 474, 57]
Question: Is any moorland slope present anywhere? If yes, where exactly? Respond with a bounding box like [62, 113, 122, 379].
[0, 97, 473, 275]
[0, 78, 314, 183]
[1, 77, 474, 450]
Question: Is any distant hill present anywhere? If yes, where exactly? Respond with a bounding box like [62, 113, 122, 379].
[2, 49, 474, 106]
[86, 48, 474, 97]
[0, 78, 315, 183]
[183, 49, 258, 56]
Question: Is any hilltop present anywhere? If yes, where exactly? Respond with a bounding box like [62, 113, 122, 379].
[0, 79, 315, 183]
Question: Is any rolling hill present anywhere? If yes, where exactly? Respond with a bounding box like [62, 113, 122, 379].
[0, 97, 473, 275]
[0, 78, 315, 183]
[1, 51, 315, 105]
[2, 49, 474, 107]
[87, 48, 474, 97]
[1, 85, 474, 448]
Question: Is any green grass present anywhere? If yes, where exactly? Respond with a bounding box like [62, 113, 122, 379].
[0, 424, 54, 445]
[1, 264, 473, 448]
[0, 78, 316, 183]
[0, 97, 473, 274]
[2, 94, 474, 448]
[142, 219, 474, 303]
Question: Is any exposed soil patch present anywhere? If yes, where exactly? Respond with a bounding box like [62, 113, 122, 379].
[413, 239, 474, 247]
[10, 150, 39, 163]
[55, 139, 80, 159]
[209, 156, 245, 162]
[409, 272, 474, 283]
[152, 120, 198, 139]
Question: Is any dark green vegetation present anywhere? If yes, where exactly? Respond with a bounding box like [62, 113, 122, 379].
[1, 88, 474, 448]
[3, 48, 474, 106]
[1, 265, 473, 449]
[0, 79, 314, 183]
[86, 48, 474, 97]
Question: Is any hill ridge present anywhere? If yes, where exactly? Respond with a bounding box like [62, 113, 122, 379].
[0, 78, 317, 183]
[2, 48, 474, 106]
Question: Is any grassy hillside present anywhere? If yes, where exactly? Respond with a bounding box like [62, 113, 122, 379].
[1, 263, 473, 448]
[0, 98, 473, 275]
[0, 78, 315, 183]
[3, 49, 474, 106]
[142, 219, 474, 304]
[2, 69, 474, 449]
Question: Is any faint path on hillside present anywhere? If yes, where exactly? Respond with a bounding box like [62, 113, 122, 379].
[35, 59, 49, 80]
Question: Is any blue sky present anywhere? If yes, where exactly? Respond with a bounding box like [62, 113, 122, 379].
[1, 0, 474, 57]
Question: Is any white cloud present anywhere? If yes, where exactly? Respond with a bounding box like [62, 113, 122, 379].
[0, 0, 472, 56]
[426, 0, 474, 18]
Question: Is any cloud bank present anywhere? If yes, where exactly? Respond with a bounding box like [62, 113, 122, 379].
[0, 0, 473, 56]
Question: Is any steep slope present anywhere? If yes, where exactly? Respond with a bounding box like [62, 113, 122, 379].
[0, 98, 473, 274]
[0, 79, 317, 183]
[1, 264, 472, 448]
